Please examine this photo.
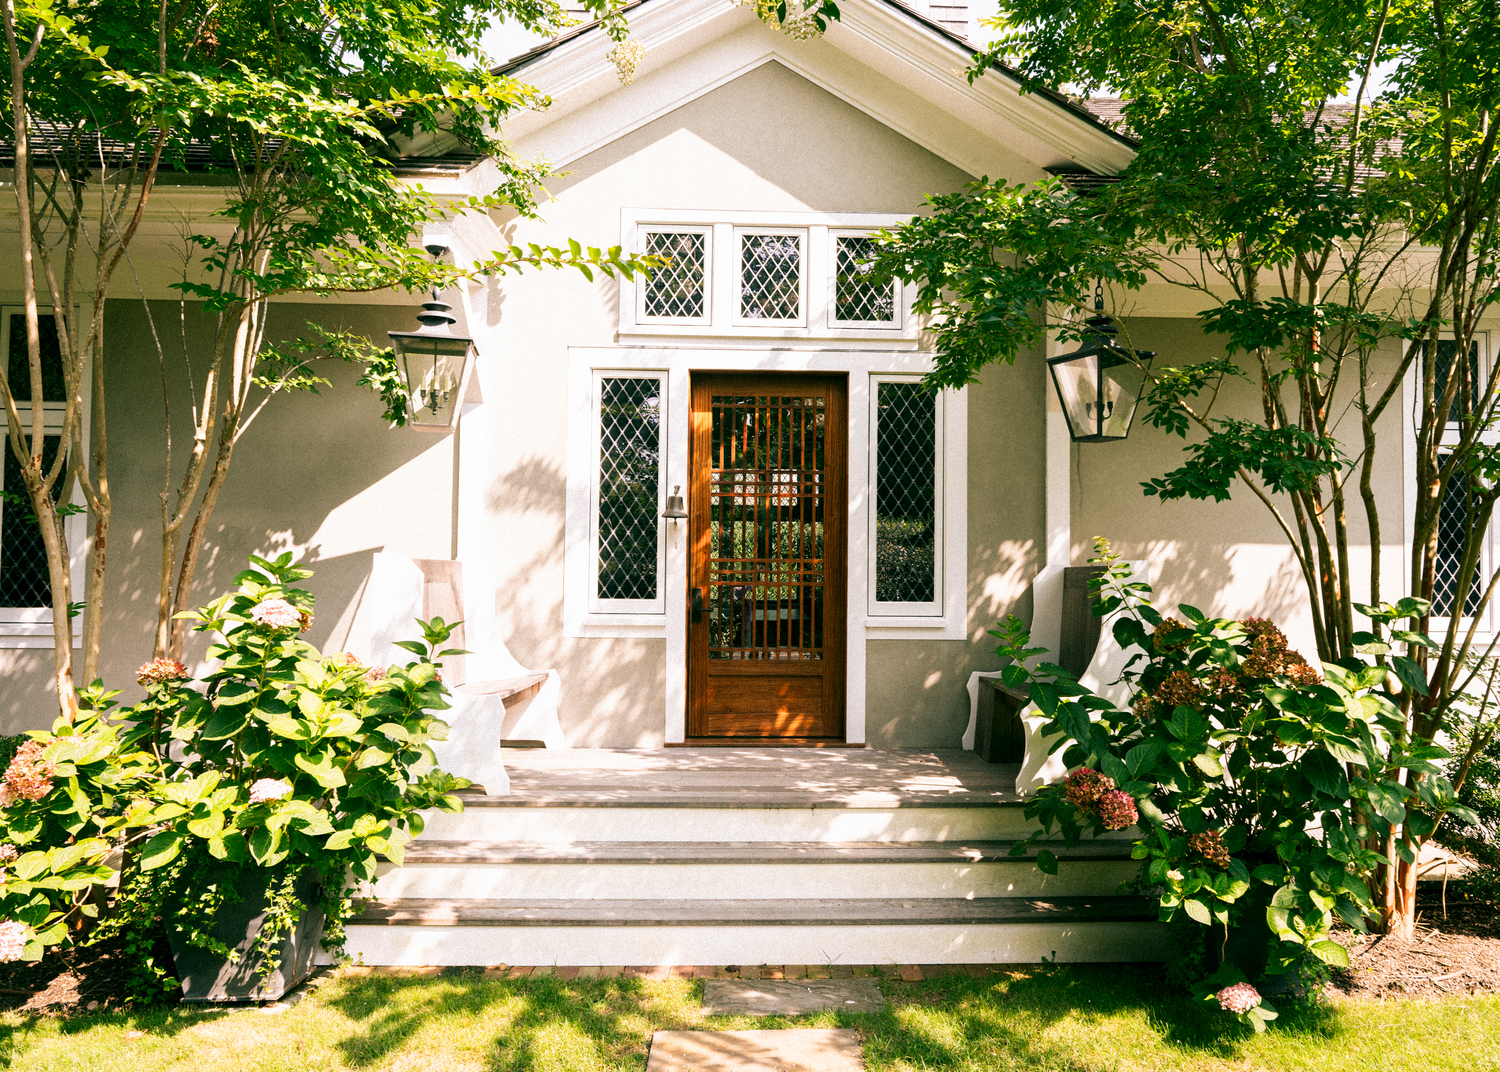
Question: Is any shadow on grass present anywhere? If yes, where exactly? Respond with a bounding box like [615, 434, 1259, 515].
[324, 970, 703, 1070]
[856, 964, 1341, 1070]
[314, 965, 1345, 1072]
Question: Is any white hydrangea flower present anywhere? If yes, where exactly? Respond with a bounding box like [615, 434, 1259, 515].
[248, 777, 294, 804]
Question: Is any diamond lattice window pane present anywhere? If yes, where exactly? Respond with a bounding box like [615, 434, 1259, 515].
[0, 435, 63, 608]
[1432, 339, 1482, 425]
[835, 236, 895, 323]
[875, 382, 936, 603]
[1434, 461, 1482, 617]
[643, 232, 706, 318]
[740, 234, 801, 320]
[597, 377, 661, 601]
[5, 314, 65, 402]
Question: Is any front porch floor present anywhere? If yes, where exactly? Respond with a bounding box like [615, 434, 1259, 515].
[485, 747, 1023, 806]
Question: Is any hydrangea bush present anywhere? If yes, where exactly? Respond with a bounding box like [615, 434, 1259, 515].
[0, 553, 471, 980]
[994, 540, 1477, 1021]
[0, 691, 160, 961]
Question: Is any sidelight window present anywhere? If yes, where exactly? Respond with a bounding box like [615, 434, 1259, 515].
[590, 373, 667, 613]
[870, 377, 942, 615]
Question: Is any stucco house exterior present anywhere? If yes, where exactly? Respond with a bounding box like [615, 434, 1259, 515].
[4, 0, 1336, 741]
[0, 0, 1452, 965]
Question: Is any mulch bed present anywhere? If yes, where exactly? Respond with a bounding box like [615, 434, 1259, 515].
[0, 929, 181, 1015]
[1333, 888, 1500, 1000]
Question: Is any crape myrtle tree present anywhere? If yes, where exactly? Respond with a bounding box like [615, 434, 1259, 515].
[0, 0, 653, 717]
[871, 0, 1500, 938]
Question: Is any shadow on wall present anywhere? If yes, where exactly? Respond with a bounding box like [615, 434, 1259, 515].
[0, 300, 452, 732]
[484, 453, 666, 748]
[544, 60, 974, 213]
[1131, 539, 1316, 652]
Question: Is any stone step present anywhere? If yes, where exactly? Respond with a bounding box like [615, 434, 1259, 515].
[371, 840, 1140, 900]
[342, 895, 1167, 967]
[420, 798, 1057, 843]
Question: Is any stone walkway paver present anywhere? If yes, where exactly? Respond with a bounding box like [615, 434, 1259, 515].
[701, 979, 885, 1016]
[646, 1029, 863, 1072]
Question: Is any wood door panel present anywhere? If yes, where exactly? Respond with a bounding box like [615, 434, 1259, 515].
[688, 373, 847, 740]
[703, 676, 823, 719]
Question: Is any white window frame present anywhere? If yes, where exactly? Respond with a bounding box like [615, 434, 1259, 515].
[732, 226, 808, 329]
[868, 375, 944, 617]
[1404, 330, 1495, 637]
[585, 370, 669, 618]
[618, 210, 916, 342]
[829, 230, 901, 329]
[636, 225, 712, 327]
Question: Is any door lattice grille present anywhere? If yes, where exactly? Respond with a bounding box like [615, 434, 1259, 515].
[708, 394, 825, 660]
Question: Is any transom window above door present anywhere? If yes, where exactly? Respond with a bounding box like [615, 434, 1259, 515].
[620, 210, 917, 341]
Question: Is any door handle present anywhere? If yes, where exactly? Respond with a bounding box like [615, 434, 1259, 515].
[691, 587, 706, 622]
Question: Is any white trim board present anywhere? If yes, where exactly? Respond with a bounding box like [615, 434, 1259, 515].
[482, 7, 1130, 191]
[563, 345, 969, 745]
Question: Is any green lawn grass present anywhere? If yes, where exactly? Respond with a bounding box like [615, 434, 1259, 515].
[2, 966, 1497, 1072]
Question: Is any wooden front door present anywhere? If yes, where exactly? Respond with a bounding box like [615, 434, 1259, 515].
[687, 374, 847, 740]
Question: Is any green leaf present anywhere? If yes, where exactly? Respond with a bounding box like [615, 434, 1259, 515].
[1182, 897, 1212, 925]
[1035, 849, 1058, 875]
[139, 831, 183, 871]
[324, 829, 360, 851]
[1309, 939, 1350, 968]
[200, 705, 250, 740]
[1125, 740, 1164, 776]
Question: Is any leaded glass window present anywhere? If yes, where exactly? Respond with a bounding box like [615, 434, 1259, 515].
[642, 231, 707, 319]
[834, 236, 895, 323]
[1434, 456, 1484, 618]
[1, 314, 65, 609]
[739, 233, 802, 321]
[873, 380, 937, 606]
[1433, 339, 1482, 426]
[595, 375, 663, 605]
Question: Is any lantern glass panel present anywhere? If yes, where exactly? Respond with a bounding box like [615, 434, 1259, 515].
[1048, 350, 1101, 440]
[391, 333, 471, 428]
[1096, 353, 1148, 440]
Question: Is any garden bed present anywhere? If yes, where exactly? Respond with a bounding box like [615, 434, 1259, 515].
[1335, 888, 1500, 1000]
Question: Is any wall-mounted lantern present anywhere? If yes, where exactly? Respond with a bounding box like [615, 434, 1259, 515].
[387, 244, 476, 433]
[1046, 286, 1154, 443]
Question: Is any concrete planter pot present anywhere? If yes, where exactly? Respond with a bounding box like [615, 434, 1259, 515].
[169, 867, 325, 1003]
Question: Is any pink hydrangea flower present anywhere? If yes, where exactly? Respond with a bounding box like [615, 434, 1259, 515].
[1216, 981, 1262, 1014]
[1064, 768, 1115, 814]
[0, 845, 18, 865]
[248, 777, 294, 804]
[1097, 788, 1139, 830]
[3, 741, 55, 802]
[249, 598, 303, 630]
[137, 657, 190, 687]
[364, 666, 387, 683]
[0, 921, 30, 962]
[0, 786, 15, 808]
